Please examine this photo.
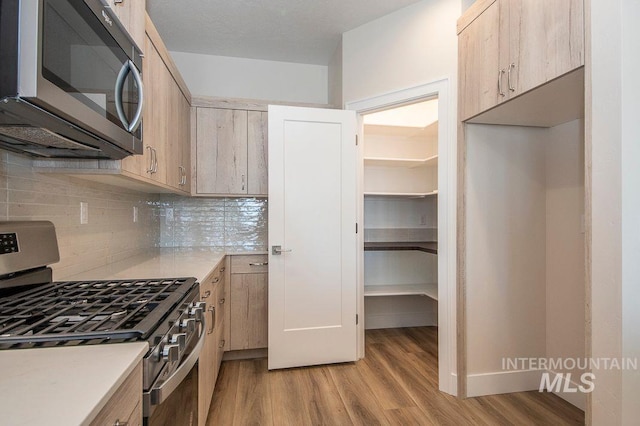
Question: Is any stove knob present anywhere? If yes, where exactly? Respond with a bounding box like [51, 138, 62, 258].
[169, 333, 187, 350]
[180, 318, 196, 333]
[189, 306, 204, 322]
[162, 344, 180, 363]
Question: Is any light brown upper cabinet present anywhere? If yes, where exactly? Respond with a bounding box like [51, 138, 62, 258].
[195, 108, 268, 197]
[458, 0, 584, 122]
[122, 17, 191, 193]
[106, 0, 146, 51]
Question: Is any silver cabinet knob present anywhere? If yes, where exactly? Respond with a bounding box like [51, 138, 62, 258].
[162, 344, 180, 363]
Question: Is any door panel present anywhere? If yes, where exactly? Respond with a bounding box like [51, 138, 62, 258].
[458, 0, 502, 121]
[196, 108, 248, 194]
[268, 105, 357, 370]
[509, 0, 584, 96]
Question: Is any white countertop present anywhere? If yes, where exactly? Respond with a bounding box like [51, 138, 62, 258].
[58, 247, 266, 283]
[0, 342, 148, 426]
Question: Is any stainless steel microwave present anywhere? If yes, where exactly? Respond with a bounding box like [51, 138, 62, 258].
[0, 0, 144, 159]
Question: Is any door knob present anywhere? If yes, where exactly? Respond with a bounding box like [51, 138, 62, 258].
[272, 245, 292, 255]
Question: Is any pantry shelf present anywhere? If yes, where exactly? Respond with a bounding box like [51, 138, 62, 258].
[364, 283, 438, 300]
[364, 155, 438, 168]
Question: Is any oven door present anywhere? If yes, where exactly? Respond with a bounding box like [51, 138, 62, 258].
[143, 316, 205, 426]
[18, 0, 143, 154]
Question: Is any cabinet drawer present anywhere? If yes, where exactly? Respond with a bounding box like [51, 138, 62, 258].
[90, 363, 142, 426]
[231, 255, 268, 274]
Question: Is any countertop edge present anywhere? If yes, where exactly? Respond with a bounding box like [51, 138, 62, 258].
[80, 342, 148, 426]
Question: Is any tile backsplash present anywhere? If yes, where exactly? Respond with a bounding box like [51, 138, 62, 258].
[0, 150, 268, 278]
[0, 151, 159, 278]
[158, 195, 267, 251]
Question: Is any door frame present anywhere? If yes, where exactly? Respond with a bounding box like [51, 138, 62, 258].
[346, 78, 458, 396]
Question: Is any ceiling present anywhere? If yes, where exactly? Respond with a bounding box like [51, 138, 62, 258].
[146, 0, 423, 65]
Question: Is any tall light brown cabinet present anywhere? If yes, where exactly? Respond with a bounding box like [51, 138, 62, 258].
[457, 0, 586, 405]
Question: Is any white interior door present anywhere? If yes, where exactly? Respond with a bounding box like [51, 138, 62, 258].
[268, 105, 357, 370]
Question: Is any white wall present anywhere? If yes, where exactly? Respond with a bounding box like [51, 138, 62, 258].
[589, 0, 623, 423]
[328, 40, 343, 108]
[466, 124, 548, 376]
[169, 51, 328, 104]
[342, 0, 459, 105]
[546, 119, 586, 409]
[590, 0, 640, 423]
[621, 0, 640, 423]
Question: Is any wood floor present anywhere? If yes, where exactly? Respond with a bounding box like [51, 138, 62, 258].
[206, 327, 584, 425]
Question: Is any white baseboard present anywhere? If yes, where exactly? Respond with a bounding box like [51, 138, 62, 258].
[467, 369, 586, 411]
[365, 311, 437, 329]
[467, 369, 544, 397]
[548, 370, 587, 411]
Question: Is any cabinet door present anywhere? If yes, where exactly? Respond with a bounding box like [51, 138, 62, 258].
[214, 275, 226, 377]
[247, 111, 268, 195]
[508, 0, 584, 97]
[196, 109, 248, 194]
[197, 275, 217, 426]
[458, 0, 505, 121]
[122, 35, 167, 183]
[230, 273, 268, 350]
[106, 0, 146, 50]
[179, 91, 192, 192]
[166, 81, 184, 189]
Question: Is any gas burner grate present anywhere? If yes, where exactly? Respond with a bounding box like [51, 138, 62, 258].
[0, 277, 197, 349]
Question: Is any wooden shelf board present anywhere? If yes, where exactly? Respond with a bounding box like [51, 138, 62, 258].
[364, 283, 438, 300]
[364, 241, 437, 254]
[364, 190, 438, 198]
[364, 155, 438, 168]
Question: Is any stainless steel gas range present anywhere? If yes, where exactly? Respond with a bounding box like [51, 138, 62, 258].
[0, 221, 205, 422]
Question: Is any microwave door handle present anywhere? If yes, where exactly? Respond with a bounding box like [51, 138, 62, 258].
[145, 316, 206, 407]
[114, 61, 131, 131]
[127, 60, 144, 133]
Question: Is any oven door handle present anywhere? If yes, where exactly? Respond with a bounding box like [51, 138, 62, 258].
[145, 316, 206, 407]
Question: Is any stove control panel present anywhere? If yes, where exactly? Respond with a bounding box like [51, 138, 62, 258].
[0, 233, 18, 254]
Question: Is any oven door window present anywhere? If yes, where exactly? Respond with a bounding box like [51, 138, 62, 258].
[41, 0, 141, 137]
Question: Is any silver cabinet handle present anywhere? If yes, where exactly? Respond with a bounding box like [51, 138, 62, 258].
[249, 262, 268, 266]
[201, 290, 211, 299]
[508, 63, 516, 92]
[114, 420, 127, 426]
[241, 174, 245, 191]
[498, 69, 506, 97]
[272, 245, 292, 255]
[114, 60, 144, 133]
[219, 340, 225, 349]
[146, 146, 154, 173]
[219, 298, 225, 305]
[152, 148, 158, 173]
[207, 306, 215, 335]
[212, 276, 220, 283]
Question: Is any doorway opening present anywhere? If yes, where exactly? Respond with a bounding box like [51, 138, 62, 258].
[347, 79, 456, 395]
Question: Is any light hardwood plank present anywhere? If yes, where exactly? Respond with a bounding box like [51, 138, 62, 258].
[205, 327, 585, 426]
[233, 359, 274, 426]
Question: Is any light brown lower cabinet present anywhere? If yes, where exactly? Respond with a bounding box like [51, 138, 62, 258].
[198, 261, 226, 426]
[230, 255, 268, 351]
[90, 363, 142, 426]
